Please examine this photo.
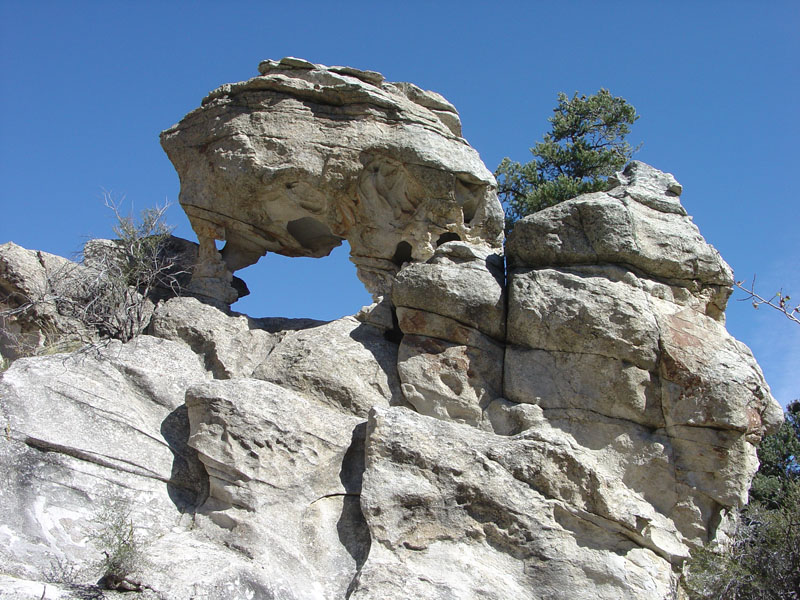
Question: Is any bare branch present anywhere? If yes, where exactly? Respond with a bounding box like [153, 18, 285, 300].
[1, 196, 188, 363]
[735, 275, 799, 326]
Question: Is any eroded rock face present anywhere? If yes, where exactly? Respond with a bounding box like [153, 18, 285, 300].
[356, 406, 680, 599]
[0, 58, 784, 600]
[504, 161, 782, 553]
[0, 242, 95, 358]
[392, 241, 506, 428]
[161, 57, 504, 305]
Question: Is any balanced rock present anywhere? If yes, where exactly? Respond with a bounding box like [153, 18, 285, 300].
[161, 58, 504, 305]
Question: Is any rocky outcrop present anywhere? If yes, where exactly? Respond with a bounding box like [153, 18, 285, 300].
[0, 309, 397, 599]
[151, 296, 403, 417]
[0, 61, 783, 600]
[160, 57, 504, 306]
[0, 236, 234, 363]
[506, 160, 782, 530]
[0, 242, 95, 359]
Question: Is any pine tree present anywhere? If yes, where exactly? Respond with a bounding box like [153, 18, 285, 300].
[497, 89, 639, 228]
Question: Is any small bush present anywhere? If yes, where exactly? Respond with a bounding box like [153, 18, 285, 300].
[683, 486, 800, 599]
[93, 497, 148, 590]
[1, 195, 185, 364]
[43, 553, 84, 585]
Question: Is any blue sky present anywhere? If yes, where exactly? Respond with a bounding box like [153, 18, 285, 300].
[1, 1, 797, 407]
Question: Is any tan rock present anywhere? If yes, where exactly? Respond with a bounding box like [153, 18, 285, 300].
[397, 334, 503, 428]
[161, 59, 504, 305]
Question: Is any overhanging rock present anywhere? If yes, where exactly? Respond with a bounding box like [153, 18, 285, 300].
[161, 57, 504, 306]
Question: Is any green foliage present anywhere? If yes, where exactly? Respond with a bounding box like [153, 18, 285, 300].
[684, 401, 800, 599]
[93, 497, 148, 589]
[497, 89, 639, 227]
[750, 401, 800, 508]
[684, 486, 800, 599]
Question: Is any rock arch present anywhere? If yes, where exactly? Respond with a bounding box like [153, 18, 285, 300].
[161, 57, 504, 307]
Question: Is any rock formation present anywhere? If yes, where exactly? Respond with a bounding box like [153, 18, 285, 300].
[160, 56, 504, 306]
[0, 60, 783, 600]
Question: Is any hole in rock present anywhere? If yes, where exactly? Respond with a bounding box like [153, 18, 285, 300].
[287, 216, 343, 254]
[392, 241, 412, 267]
[384, 306, 403, 344]
[436, 232, 461, 246]
[456, 177, 483, 222]
[232, 241, 372, 321]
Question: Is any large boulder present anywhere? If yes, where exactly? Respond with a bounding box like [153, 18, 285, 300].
[161, 57, 504, 305]
[504, 161, 783, 556]
[507, 162, 733, 318]
[184, 379, 369, 599]
[0, 337, 212, 595]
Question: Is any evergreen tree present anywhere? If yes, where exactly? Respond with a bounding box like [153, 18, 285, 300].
[497, 89, 639, 227]
[684, 401, 800, 599]
[749, 400, 800, 508]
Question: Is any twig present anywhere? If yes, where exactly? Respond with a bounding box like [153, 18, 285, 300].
[735, 275, 799, 326]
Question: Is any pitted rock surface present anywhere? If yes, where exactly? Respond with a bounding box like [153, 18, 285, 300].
[161, 57, 504, 305]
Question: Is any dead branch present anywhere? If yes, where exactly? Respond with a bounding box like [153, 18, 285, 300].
[735, 275, 799, 326]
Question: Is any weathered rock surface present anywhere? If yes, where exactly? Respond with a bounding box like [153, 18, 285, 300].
[392, 240, 506, 428]
[508, 162, 733, 318]
[0, 236, 230, 362]
[185, 379, 369, 599]
[355, 406, 679, 599]
[0, 242, 94, 359]
[505, 160, 782, 555]
[0, 59, 784, 600]
[161, 57, 504, 305]
[151, 296, 403, 417]
[0, 337, 213, 596]
[393, 241, 506, 341]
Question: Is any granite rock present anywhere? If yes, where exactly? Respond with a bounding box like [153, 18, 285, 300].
[0, 58, 783, 600]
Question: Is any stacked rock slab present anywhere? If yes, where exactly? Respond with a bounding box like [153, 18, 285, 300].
[160, 57, 504, 306]
[0, 60, 785, 600]
[392, 241, 506, 429]
[501, 161, 783, 580]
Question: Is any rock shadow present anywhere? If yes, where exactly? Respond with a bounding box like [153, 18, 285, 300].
[337, 422, 371, 572]
[348, 321, 406, 408]
[160, 405, 209, 512]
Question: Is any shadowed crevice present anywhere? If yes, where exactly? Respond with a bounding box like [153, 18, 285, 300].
[161, 405, 209, 512]
[338, 422, 371, 587]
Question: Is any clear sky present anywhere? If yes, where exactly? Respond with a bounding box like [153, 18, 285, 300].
[1, 1, 797, 407]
